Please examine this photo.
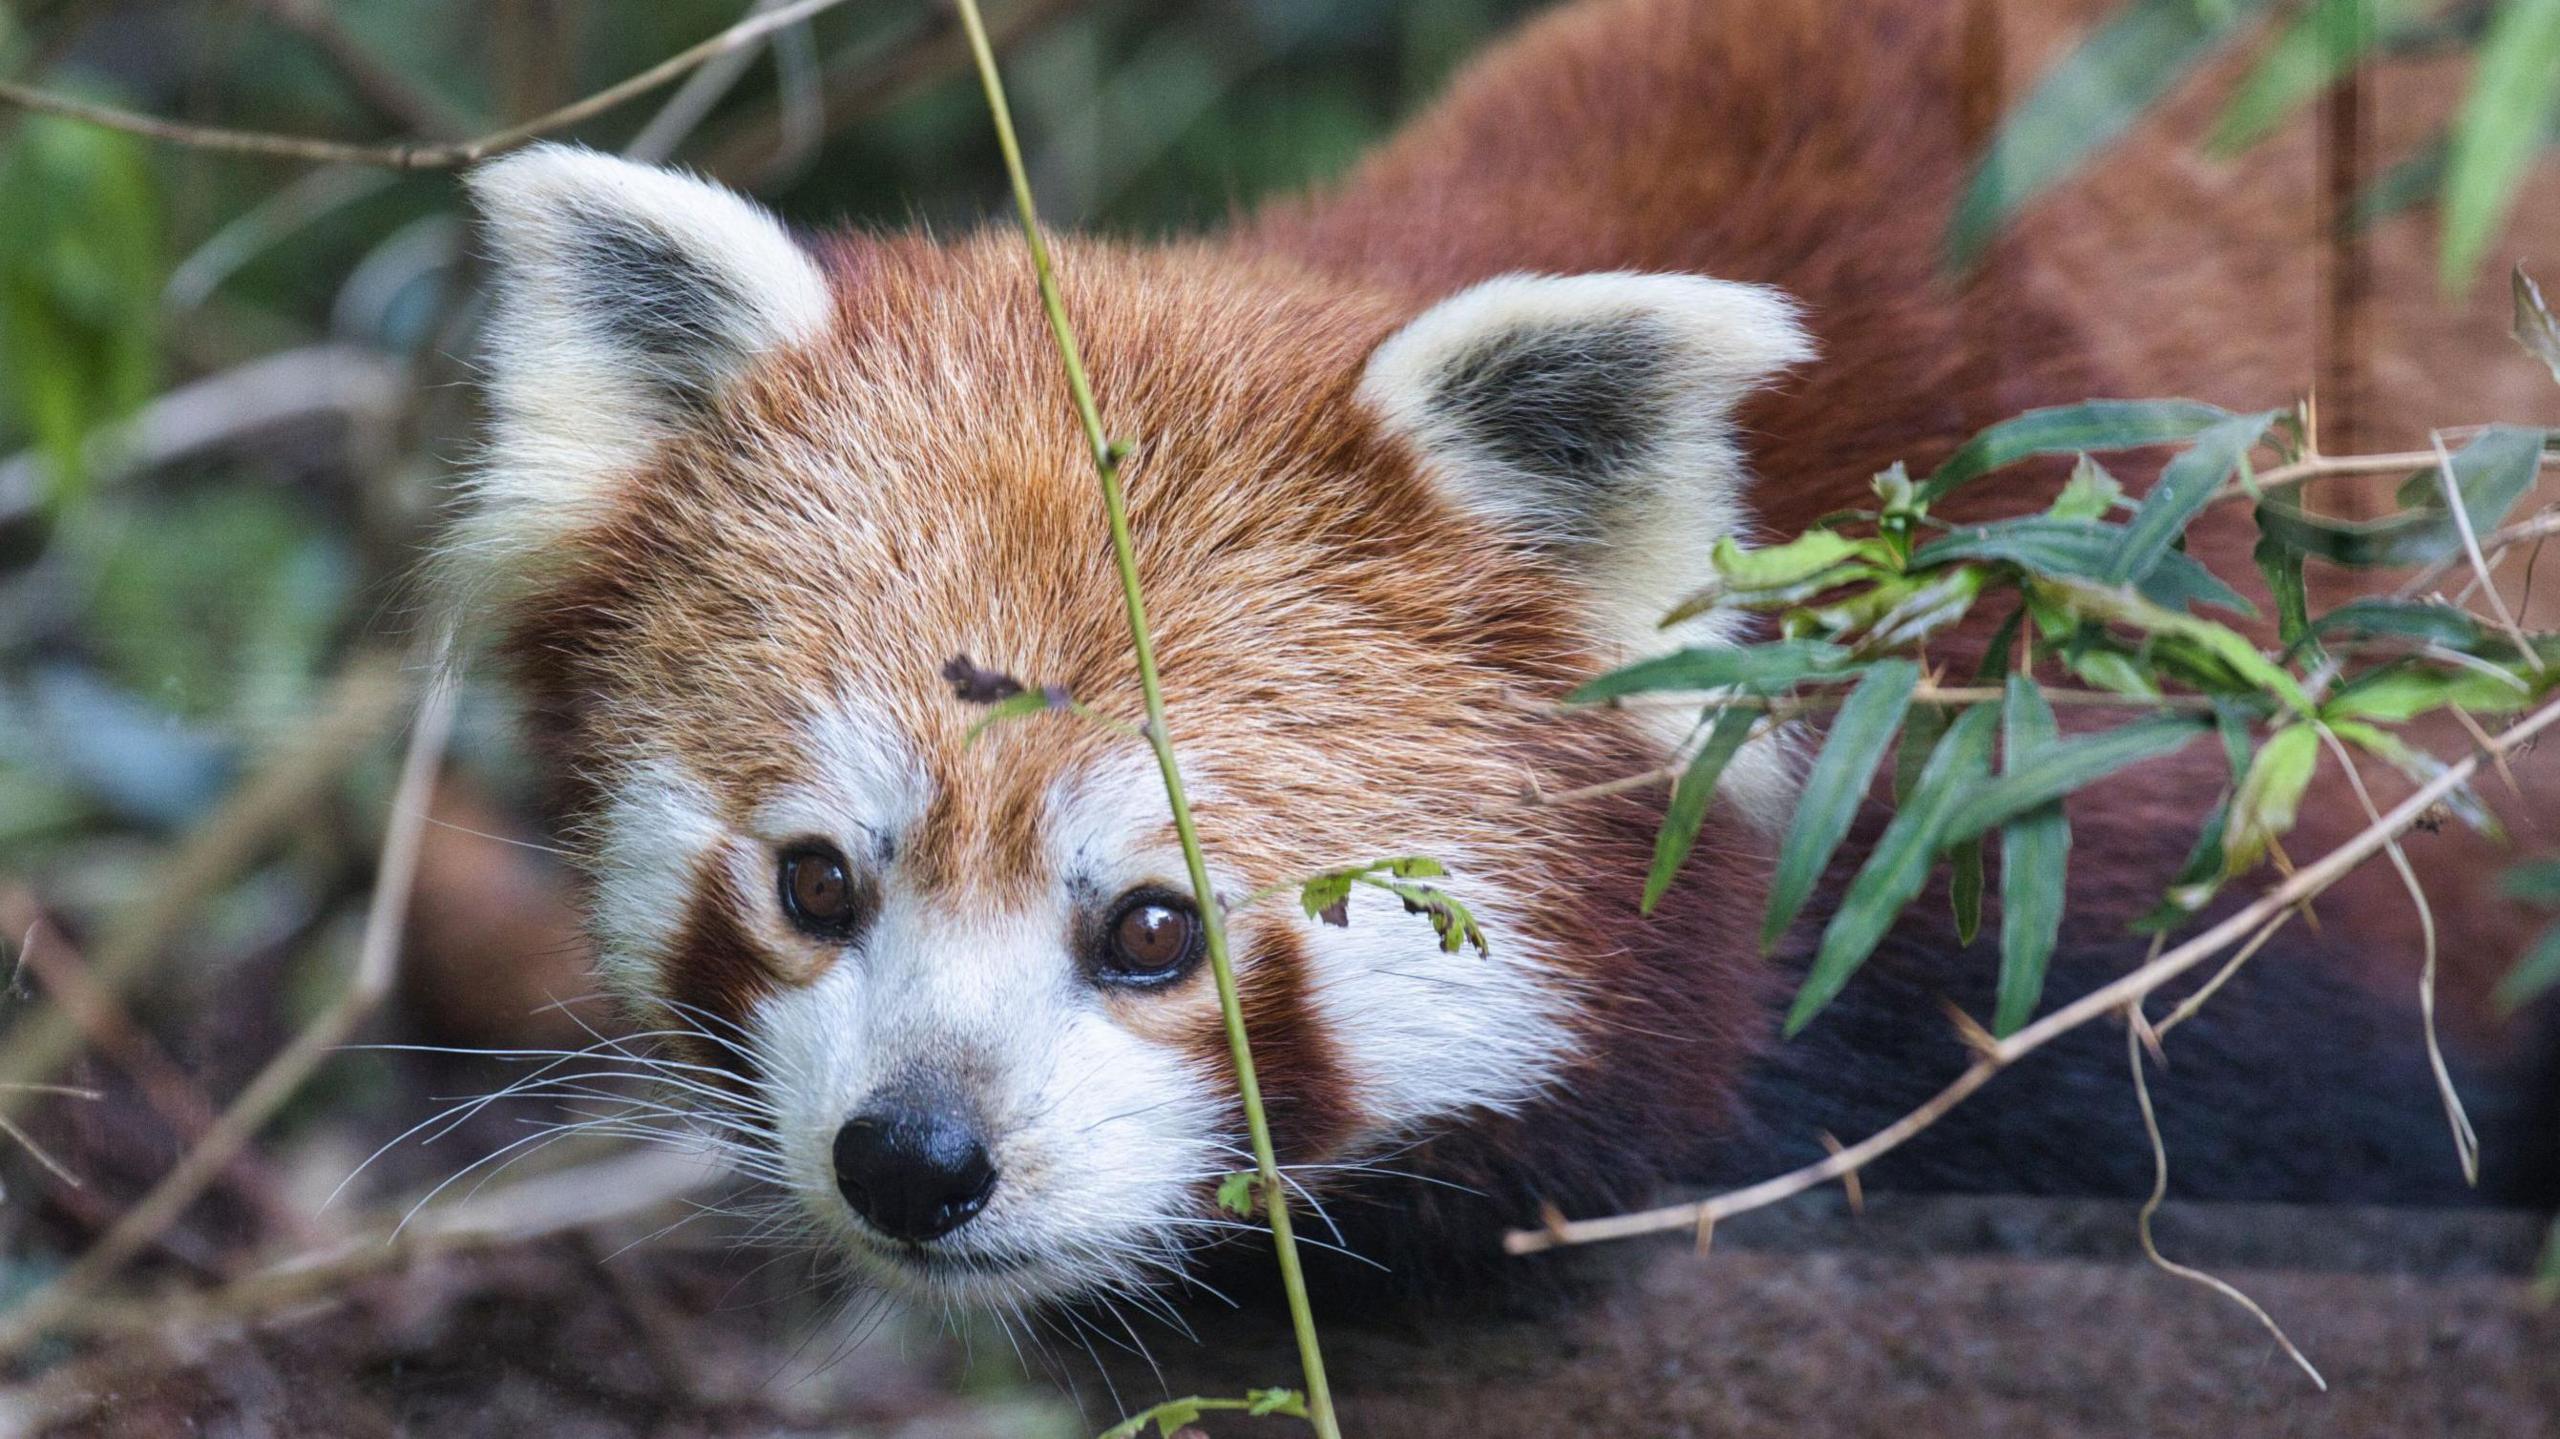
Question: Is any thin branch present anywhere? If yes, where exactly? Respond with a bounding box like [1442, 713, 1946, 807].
[951, 1, 1339, 1430]
[0, 647, 456, 1359]
[2126, 1016, 2326, 1389]
[2431, 432, 2543, 673]
[2316, 724, 2476, 1182]
[1505, 689, 2560, 1254]
[0, 0, 860, 169]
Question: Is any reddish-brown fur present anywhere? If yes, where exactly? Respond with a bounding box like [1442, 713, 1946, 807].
[490, 0, 2560, 1264]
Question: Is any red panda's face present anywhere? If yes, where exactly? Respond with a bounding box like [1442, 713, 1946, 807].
[453, 148, 1809, 1305]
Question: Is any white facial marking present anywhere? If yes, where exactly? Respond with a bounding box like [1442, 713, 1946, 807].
[585, 754, 726, 1000]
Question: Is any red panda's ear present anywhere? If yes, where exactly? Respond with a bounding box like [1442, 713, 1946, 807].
[1360, 273, 1814, 820]
[1358, 272, 1810, 553]
[454, 145, 831, 574]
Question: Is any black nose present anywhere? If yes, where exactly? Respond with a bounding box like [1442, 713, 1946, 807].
[831, 1100, 997, 1243]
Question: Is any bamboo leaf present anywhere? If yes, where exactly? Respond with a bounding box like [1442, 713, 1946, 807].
[2107, 409, 2278, 586]
[2255, 530, 2314, 652]
[2049, 454, 2127, 521]
[2223, 722, 2322, 875]
[2442, 0, 2560, 292]
[1914, 516, 2251, 614]
[1993, 676, 2068, 1034]
[2134, 703, 2256, 932]
[2328, 718, 2502, 838]
[1642, 707, 1758, 913]
[1919, 399, 2235, 502]
[1943, 712, 2208, 844]
[1947, 0, 2265, 270]
[2032, 576, 2314, 712]
[1571, 639, 1858, 703]
[1762, 660, 1921, 950]
[1786, 704, 2001, 1035]
[2498, 928, 2560, 1013]
[2310, 597, 2492, 649]
[2210, 0, 2397, 154]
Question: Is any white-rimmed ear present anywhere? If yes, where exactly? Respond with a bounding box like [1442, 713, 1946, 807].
[458, 144, 831, 567]
[1361, 272, 1814, 821]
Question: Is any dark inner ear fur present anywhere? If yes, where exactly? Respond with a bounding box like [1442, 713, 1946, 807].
[553, 204, 759, 405]
[1426, 314, 1672, 538]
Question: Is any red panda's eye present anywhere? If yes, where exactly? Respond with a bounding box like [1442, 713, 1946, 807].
[1095, 891, 1202, 987]
[779, 843, 864, 938]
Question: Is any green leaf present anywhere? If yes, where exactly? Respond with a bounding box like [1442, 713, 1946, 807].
[2515, 263, 2560, 385]
[1942, 712, 2208, 844]
[1919, 399, 2236, 502]
[2134, 703, 2256, 932]
[2223, 722, 2322, 875]
[2441, 0, 2560, 292]
[1994, 676, 2069, 1035]
[2437, 425, 2550, 537]
[1786, 704, 2001, 1035]
[2352, 129, 2448, 230]
[2307, 597, 2492, 652]
[1950, 832, 1986, 947]
[2049, 454, 2127, 521]
[1245, 1389, 1309, 1419]
[2494, 926, 2560, 1013]
[2032, 576, 2313, 712]
[2107, 410, 2278, 586]
[1216, 1171, 1260, 1216]
[2506, 859, 2560, 907]
[1946, 0, 2265, 269]
[2324, 657, 2544, 722]
[2210, 0, 2397, 154]
[1913, 517, 2251, 614]
[2327, 718, 2502, 838]
[961, 688, 1063, 743]
[2255, 530, 2313, 652]
[0, 114, 164, 505]
[1643, 706, 1759, 913]
[1712, 530, 1863, 589]
[1763, 660, 1921, 949]
[1571, 639, 1860, 703]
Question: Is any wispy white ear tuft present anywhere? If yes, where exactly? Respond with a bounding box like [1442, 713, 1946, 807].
[1361, 272, 1815, 823]
[455, 144, 831, 576]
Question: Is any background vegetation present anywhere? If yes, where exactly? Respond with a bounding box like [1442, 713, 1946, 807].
[1, 1, 2557, 1436]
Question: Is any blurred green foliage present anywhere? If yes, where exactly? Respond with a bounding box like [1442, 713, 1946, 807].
[1955, 0, 2560, 291]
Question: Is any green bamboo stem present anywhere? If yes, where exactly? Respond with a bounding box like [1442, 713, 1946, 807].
[947, 4, 1340, 1435]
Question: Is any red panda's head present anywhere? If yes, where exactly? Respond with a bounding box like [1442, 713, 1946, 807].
[450, 146, 1810, 1306]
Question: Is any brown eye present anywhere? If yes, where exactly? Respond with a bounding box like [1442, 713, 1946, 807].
[779, 843, 864, 939]
[1096, 890, 1203, 987]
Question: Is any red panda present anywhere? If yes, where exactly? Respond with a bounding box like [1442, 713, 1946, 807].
[446, 0, 2560, 1308]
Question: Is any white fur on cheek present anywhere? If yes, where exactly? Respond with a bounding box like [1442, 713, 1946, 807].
[1286, 856, 1579, 1142]
[584, 755, 727, 1000]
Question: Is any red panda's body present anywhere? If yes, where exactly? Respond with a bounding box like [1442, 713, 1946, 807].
[451, 0, 2560, 1310]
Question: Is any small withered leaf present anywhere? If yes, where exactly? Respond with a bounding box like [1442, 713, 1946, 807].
[1317, 899, 1349, 928]
[942, 653, 1026, 705]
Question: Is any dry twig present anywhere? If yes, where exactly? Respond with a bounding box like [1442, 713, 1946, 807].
[0, 0, 859, 168]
